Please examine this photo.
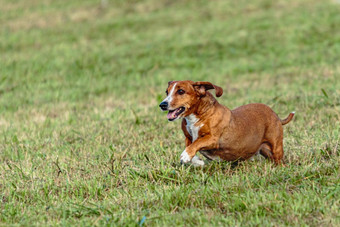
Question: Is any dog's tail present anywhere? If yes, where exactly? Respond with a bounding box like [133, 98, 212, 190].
[281, 111, 295, 125]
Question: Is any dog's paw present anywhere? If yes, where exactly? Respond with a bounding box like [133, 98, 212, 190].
[191, 155, 205, 167]
[180, 150, 192, 164]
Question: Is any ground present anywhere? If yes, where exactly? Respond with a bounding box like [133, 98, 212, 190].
[0, 0, 339, 226]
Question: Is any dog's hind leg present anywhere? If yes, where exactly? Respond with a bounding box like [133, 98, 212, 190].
[263, 121, 285, 165]
[271, 140, 284, 165]
[258, 143, 273, 160]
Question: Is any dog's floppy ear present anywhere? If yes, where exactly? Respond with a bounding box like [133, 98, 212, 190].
[193, 81, 223, 97]
[168, 81, 178, 87]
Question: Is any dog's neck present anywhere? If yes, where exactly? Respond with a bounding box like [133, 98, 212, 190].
[188, 92, 229, 119]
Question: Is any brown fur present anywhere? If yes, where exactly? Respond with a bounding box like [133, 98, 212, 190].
[164, 80, 294, 165]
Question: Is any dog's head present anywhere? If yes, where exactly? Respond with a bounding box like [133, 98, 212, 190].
[159, 80, 223, 121]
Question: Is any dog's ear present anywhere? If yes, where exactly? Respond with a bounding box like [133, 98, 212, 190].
[168, 81, 177, 87]
[193, 81, 223, 97]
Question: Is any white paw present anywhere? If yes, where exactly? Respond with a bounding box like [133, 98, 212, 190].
[191, 155, 205, 166]
[180, 150, 191, 164]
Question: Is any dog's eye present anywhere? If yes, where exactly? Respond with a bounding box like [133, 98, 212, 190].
[177, 89, 185, 95]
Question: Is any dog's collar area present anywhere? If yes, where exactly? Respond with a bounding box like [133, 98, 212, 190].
[185, 114, 199, 125]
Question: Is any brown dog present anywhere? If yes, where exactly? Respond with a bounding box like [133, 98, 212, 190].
[159, 80, 294, 166]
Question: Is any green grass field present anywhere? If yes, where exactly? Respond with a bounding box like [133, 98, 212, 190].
[1, 0, 339, 226]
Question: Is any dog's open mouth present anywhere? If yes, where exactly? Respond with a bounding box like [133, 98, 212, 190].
[167, 107, 185, 121]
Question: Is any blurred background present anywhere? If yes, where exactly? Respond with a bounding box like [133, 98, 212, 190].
[1, 0, 339, 114]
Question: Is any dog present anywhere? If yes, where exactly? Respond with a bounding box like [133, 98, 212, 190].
[159, 80, 294, 166]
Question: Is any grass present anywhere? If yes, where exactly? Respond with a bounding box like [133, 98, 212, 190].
[0, 0, 339, 226]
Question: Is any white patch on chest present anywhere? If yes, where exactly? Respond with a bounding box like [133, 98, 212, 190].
[185, 114, 203, 142]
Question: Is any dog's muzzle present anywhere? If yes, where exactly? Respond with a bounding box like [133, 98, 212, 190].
[159, 102, 168, 111]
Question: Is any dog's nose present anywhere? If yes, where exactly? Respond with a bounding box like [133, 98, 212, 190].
[159, 102, 168, 110]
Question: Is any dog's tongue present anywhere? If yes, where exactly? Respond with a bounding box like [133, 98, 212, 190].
[167, 110, 177, 120]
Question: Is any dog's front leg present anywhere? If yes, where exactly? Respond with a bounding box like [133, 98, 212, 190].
[180, 135, 217, 166]
[181, 137, 204, 166]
